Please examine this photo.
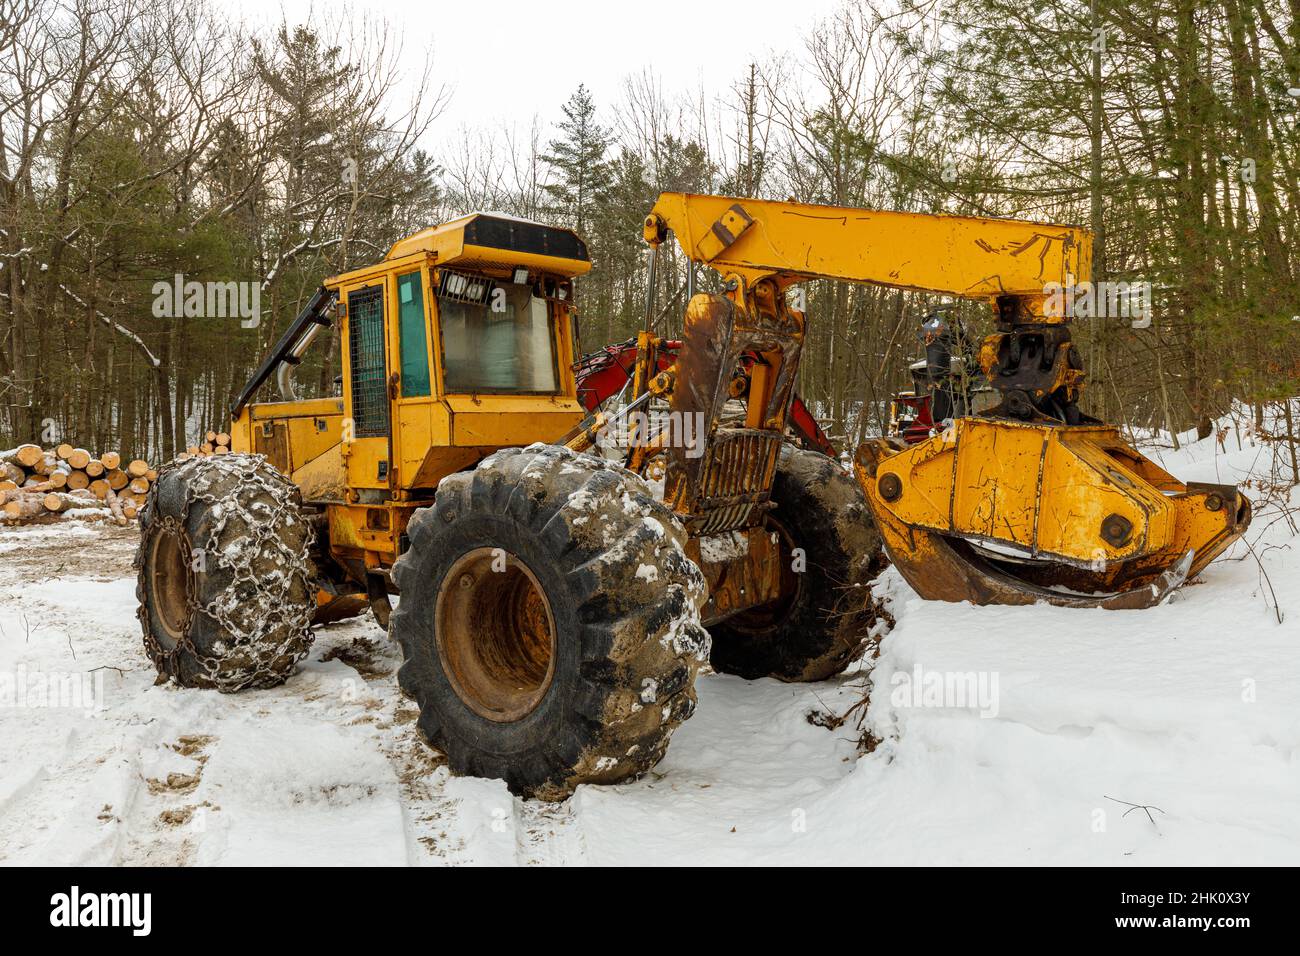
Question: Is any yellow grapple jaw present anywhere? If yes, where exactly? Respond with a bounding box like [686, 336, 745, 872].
[855, 420, 1251, 610]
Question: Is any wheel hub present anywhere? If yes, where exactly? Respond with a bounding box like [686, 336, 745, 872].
[435, 548, 557, 722]
[148, 524, 191, 649]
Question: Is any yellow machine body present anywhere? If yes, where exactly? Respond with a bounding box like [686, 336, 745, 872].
[228, 194, 1250, 613]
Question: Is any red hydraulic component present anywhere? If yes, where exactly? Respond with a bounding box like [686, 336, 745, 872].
[573, 338, 837, 458]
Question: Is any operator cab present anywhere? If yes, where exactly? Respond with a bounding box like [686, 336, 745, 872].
[352, 213, 591, 493]
[227, 213, 591, 515]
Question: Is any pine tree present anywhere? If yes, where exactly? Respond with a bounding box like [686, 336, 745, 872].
[542, 85, 612, 235]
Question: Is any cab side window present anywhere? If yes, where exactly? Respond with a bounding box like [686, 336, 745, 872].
[397, 271, 431, 397]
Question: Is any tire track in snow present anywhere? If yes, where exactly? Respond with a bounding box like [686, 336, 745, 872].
[514, 796, 587, 866]
[112, 733, 217, 866]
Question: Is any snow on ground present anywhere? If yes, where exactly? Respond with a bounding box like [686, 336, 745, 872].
[1, 425, 1297, 866]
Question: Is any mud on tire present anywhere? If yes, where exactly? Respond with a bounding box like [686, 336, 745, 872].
[708, 444, 888, 682]
[391, 443, 710, 801]
[135, 453, 315, 692]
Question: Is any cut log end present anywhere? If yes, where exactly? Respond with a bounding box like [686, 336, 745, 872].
[15, 445, 44, 468]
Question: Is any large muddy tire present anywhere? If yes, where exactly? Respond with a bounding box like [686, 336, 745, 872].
[708, 445, 887, 682]
[391, 443, 710, 800]
[135, 453, 315, 692]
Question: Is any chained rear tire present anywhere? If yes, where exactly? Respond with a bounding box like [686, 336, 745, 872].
[707, 444, 887, 682]
[135, 453, 315, 692]
[391, 444, 710, 801]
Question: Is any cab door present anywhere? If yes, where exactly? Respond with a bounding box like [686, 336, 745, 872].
[389, 265, 455, 490]
[342, 281, 391, 491]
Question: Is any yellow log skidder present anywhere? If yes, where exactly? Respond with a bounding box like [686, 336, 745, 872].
[135, 195, 1250, 797]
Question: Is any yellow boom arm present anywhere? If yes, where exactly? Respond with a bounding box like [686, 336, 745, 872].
[643, 192, 1091, 320]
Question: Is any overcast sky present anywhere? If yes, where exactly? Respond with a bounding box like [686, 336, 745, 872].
[228, 0, 846, 137]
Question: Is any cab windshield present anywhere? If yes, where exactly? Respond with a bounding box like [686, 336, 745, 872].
[438, 283, 559, 393]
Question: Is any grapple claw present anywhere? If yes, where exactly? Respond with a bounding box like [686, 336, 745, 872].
[854, 420, 1248, 610]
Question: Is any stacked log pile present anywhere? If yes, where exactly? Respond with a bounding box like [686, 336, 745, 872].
[185, 431, 232, 457]
[0, 443, 155, 525]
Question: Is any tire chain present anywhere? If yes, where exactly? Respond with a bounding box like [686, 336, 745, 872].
[136, 453, 314, 689]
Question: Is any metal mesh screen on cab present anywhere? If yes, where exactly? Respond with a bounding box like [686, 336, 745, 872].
[348, 285, 389, 437]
